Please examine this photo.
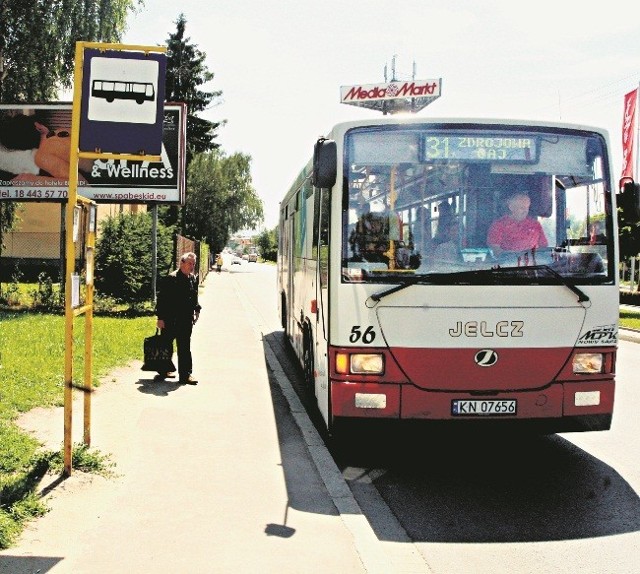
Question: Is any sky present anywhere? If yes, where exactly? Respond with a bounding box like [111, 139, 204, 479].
[122, 0, 640, 230]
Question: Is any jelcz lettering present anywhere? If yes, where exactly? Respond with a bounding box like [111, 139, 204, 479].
[449, 320, 524, 337]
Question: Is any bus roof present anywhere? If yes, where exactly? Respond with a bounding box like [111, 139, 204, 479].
[279, 116, 611, 212]
[322, 116, 610, 140]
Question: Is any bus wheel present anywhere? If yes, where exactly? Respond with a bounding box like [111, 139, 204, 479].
[327, 417, 348, 458]
[303, 330, 314, 392]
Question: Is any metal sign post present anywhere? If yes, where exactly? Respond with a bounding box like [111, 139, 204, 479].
[63, 41, 166, 476]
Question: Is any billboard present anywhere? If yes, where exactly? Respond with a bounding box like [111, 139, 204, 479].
[0, 102, 185, 204]
[340, 79, 442, 114]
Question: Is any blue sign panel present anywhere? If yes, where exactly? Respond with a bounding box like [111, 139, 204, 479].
[79, 48, 166, 155]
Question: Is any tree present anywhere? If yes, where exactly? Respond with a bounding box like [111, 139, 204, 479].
[255, 226, 278, 262]
[618, 194, 640, 260]
[159, 13, 224, 228]
[182, 149, 264, 252]
[0, 0, 139, 103]
[0, 0, 140, 237]
[95, 212, 174, 303]
[0, 202, 18, 252]
[164, 14, 223, 167]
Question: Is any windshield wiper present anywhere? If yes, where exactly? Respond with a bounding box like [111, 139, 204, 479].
[445, 265, 589, 303]
[368, 265, 589, 304]
[369, 273, 461, 302]
[370, 276, 430, 302]
[536, 265, 590, 303]
[451, 265, 590, 303]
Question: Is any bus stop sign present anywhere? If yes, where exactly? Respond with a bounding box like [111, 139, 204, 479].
[79, 48, 167, 155]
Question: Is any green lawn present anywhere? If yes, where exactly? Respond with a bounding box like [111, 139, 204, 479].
[0, 311, 153, 548]
[620, 309, 640, 330]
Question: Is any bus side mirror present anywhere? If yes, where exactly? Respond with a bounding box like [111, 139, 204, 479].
[618, 177, 640, 222]
[312, 138, 337, 189]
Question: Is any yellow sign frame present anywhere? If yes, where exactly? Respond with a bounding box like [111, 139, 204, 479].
[63, 41, 166, 476]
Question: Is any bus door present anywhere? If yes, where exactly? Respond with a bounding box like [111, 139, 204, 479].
[313, 187, 331, 417]
[315, 187, 330, 343]
[281, 199, 295, 339]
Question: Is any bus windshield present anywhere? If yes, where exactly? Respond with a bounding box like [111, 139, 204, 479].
[342, 124, 613, 286]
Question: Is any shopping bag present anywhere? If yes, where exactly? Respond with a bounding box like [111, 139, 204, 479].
[141, 329, 176, 372]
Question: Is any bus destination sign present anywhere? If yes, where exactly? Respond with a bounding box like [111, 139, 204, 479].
[423, 133, 539, 163]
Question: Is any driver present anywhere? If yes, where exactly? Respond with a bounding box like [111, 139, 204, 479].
[487, 192, 548, 256]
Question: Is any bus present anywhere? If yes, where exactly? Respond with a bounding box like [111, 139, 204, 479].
[277, 117, 640, 436]
[91, 80, 155, 104]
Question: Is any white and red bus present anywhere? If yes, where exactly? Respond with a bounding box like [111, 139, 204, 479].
[277, 117, 640, 436]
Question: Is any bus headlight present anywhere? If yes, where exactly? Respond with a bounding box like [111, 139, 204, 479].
[572, 353, 603, 374]
[350, 353, 384, 374]
[336, 352, 385, 375]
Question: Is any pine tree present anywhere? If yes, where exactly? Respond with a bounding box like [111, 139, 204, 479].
[165, 13, 223, 167]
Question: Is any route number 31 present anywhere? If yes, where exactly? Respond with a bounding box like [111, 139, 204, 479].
[349, 325, 377, 344]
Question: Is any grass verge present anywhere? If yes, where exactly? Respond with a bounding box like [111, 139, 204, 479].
[620, 309, 640, 330]
[0, 310, 152, 549]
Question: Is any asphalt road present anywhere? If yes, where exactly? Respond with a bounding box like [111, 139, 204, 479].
[242, 262, 640, 574]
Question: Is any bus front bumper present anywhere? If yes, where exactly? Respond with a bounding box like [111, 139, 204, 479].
[330, 380, 614, 432]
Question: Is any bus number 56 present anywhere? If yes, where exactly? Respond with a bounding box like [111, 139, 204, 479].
[350, 326, 376, 344]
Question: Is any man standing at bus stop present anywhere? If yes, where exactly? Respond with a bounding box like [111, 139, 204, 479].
[155, 252, 201, 385]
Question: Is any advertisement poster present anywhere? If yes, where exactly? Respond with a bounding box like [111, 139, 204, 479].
[0, 103, 185, 204]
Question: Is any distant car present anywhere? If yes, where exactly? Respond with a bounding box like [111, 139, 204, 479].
[248, 251, 257, 262]
[231, 255, 242, 265]
[242, 253, 249, 261]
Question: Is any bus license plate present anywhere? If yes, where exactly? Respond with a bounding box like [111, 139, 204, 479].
[451, 399, 517, 416]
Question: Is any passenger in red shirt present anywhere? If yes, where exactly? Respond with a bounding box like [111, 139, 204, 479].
[487, 192, 548, 256]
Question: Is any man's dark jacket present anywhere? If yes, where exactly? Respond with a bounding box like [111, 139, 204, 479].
[155, 270, 201, 325]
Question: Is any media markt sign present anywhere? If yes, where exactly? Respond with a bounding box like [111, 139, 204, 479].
[79, 48, 167, 155]
[340, 79, 442, 114]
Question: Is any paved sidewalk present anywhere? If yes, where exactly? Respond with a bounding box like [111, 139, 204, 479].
[0, 271, 368, 574]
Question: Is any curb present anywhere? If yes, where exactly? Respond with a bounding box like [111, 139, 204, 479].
[619, 328, 640, 343]
[236, 279, 431, 574]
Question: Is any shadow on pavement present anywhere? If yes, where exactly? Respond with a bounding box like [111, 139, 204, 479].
[337, 419, 640, 544]
[261, 330, 340, 519]
[260, 330, 640, 545]
[0, 556, 62, 574]
[135, 376, 184, 397]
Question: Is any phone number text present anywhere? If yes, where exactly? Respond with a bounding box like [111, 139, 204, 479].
[0, 189, 68, 200]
